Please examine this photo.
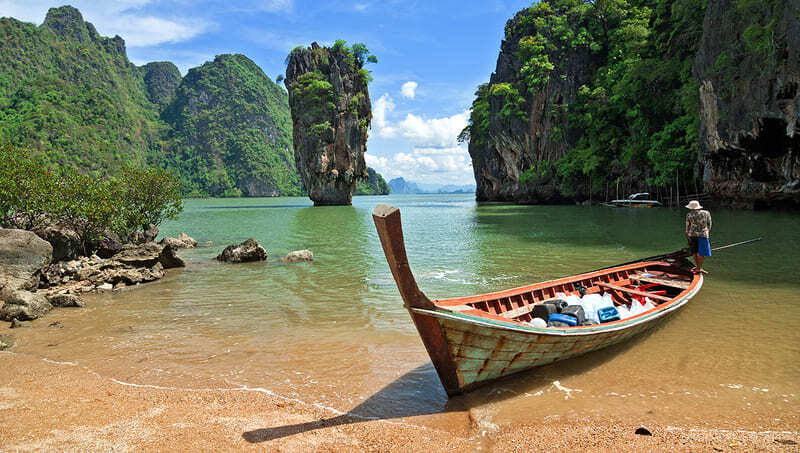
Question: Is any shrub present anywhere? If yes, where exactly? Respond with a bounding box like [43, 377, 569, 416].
[0, 144, 183, 253]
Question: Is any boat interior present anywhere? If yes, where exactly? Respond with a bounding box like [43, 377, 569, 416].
[434, 262, 697, 327]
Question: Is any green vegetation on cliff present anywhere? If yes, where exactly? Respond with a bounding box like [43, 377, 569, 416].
[162, 54, 301, 197]
[0, 6, 303, 198]
[464, 0, 708, 200]
[0, 6, 163, 172]
[354, 167, 390, 195]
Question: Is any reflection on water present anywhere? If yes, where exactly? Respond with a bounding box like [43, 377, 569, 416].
[5, 194, 800, 432]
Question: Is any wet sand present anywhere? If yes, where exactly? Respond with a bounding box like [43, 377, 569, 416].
[1, 351, 796, 452]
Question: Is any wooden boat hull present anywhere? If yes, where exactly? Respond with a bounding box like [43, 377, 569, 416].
[407, 280, 698, 395]
[372, 204, 702, 397]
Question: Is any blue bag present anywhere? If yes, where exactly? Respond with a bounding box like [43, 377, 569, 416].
[597, 306, 620, 323]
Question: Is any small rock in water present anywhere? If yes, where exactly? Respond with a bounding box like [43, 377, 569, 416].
[47, 294, 85, 308]
[280, 250, 314, 263]
[10, 318, 30, 328]
[775, 439, 798, 446]
[635, 427, 652, 436]
[215, 238, 267, 263]
[48, 321, 63, 328]
[97, 283, 113, 291]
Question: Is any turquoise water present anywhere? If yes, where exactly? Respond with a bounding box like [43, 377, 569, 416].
[12, 194, 800, 431]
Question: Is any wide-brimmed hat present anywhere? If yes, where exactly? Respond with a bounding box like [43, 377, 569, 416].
[685, 200, 702, 210]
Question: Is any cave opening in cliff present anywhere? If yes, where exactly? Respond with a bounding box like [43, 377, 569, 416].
[737, 118, 799, 183]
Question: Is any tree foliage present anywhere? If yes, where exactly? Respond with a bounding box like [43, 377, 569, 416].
[0, 143, 183, 254]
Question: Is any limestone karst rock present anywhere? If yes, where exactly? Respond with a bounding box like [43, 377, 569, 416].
[694, 0, 800, 208]
[285, 42, 373, 205]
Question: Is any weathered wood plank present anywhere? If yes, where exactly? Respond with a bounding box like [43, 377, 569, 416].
[631, 274, 690, 289]
[597, 282, 671, 302]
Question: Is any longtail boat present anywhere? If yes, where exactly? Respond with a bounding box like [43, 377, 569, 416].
[372, 205, 703, 397]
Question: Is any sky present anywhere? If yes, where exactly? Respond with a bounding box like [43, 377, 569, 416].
[0, 0, 534, 186]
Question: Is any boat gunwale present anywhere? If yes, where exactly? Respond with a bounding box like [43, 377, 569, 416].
[411, 273, 703, 336]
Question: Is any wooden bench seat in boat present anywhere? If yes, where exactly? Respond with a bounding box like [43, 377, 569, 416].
[596, 282, 671, 302]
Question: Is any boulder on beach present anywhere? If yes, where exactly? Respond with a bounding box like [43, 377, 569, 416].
[280, 250, 314, 263]
[35, 226, 81, 262]
[0, 289, 53, 321]
[215, 239, 267, 263]
[0, 334, 14, 350]
[0, 228, 53, 292]
[47, 293, 85, 308]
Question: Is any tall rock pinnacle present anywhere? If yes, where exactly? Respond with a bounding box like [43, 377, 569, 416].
[285, 42, 373, 206]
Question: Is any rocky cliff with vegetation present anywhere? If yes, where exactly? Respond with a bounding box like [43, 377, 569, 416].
[0, 6, 160, 171]
[285, 41, 375, 205]
[0, 6, 304, 197]
[465, 0, 799, 208]
[355, 167, 390, 195]
[162, 54, 301, 197]
[694, 0, 799, 208]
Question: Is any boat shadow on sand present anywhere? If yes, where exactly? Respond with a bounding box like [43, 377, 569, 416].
[241, 327, 660, 443]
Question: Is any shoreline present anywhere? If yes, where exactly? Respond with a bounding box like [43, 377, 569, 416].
[1, 350, 795, 452]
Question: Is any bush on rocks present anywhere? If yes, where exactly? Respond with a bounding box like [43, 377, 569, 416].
[0, 144, 183, 257]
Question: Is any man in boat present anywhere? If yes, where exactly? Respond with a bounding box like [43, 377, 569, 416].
[685, 200, 712, 274]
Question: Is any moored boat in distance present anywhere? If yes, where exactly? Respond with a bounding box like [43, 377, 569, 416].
[603, 192, 662, 208]
[372, 205, 702, 397]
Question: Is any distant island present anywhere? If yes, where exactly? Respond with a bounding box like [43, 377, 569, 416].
[388, 177, 475, 195]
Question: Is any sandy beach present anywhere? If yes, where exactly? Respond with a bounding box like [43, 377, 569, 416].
[1, 350, 796, 452]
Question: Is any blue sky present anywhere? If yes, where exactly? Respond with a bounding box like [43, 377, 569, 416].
[0, 0, 533, 185]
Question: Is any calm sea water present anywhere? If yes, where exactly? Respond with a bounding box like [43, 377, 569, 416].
[11, 194, 800, 432]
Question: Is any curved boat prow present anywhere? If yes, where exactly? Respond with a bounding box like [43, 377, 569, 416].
[372, 205, 435, 310]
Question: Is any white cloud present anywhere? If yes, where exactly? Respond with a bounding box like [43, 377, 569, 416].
[400, 81, 417, 99]
[366, 147, 474, 185]
[373, 93, 396, 133]
[106, 15, 210, 47]
[0, 1, 211, 47]
[395, 110, 468, 148]
[372, 92, 468, 148]
[353, 3, 369, 12]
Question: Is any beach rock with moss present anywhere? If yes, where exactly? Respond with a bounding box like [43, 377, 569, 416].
[285, 41, 374, 205]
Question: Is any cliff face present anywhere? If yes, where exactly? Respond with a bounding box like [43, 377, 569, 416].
[694, 0, 800, 208]
[470, 0, 799, 209]
[467, 7, 603, 203]
[139, 62, 181, 110]
[162, 54, 300, 197]
[285, 42, 372, 206]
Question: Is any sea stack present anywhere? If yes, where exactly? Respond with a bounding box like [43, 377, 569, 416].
[285, 42, 373, 206]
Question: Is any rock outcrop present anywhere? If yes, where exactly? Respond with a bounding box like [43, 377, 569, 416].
[139, 61, 181, 109]
[285, 42, 372, 205]
[159, 232, 197, 249]
[215, 239, 267, 263]
[39, 243, 184, 296]
[34, 226, 81, 262]
[694, 0, 800, 209]
[0, 229, 53, 292]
